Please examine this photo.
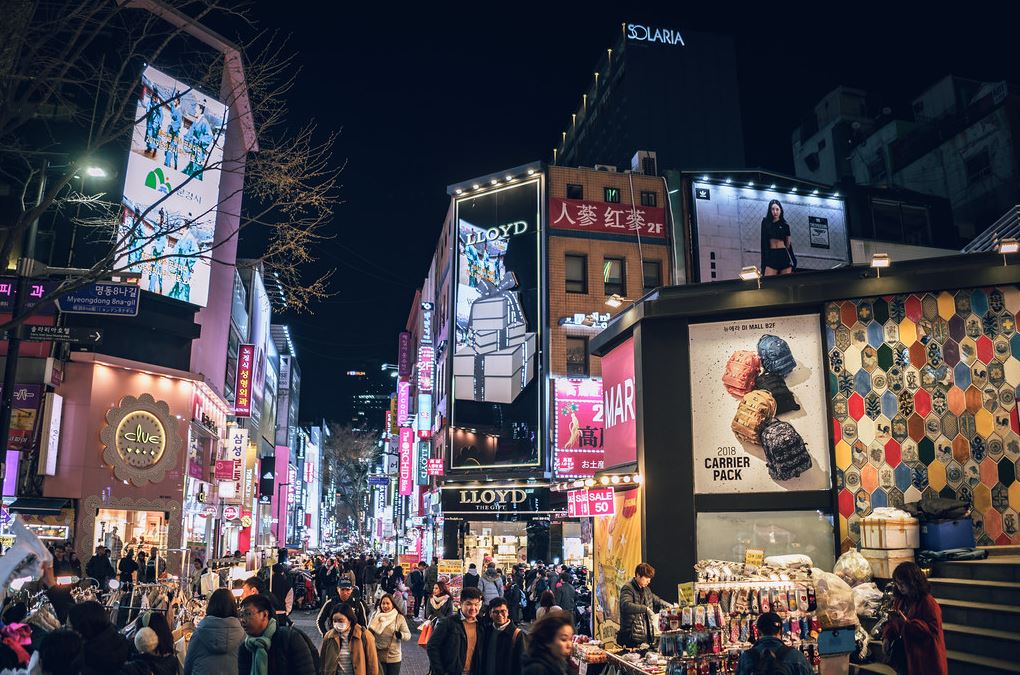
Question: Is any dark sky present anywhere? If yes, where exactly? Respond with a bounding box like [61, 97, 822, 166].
[249, 4, 1020, 421]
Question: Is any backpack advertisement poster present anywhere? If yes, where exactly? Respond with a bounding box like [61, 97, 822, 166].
[688, 314, 831, 493]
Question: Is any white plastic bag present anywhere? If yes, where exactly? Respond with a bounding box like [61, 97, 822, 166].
[852, 582, 883, 619]
[812, 568, 858, 628]
[833, 549, 872, 587]
[763, 554, 813, 568]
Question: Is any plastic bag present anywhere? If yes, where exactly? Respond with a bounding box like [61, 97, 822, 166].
[833, 550, 872, 587]
[763, 554, 813, 568]
[812, 568, 858, 629]
[852, 582, 883, 619]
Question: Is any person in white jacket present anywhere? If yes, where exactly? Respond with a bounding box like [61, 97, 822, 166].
[479, 564, 504, 605]
[368, 594, 410, 675]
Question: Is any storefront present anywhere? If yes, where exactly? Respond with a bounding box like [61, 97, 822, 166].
[589, 252, 1020, 590]
[1, 497, 75, 548]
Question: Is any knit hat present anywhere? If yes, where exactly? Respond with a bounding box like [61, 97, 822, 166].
[134, 627, 159, 655]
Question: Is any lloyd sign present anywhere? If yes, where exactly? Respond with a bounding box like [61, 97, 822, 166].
[441, 485, 550, 514]
[462, 220, 528, 246]
[567, 487, 615, 517]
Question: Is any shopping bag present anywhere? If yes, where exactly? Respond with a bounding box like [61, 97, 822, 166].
[417, 620, 432, 646]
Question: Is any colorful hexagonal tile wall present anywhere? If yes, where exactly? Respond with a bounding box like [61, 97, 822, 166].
[826, 288, 1020, 546]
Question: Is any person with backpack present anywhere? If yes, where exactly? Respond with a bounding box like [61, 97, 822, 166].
[735, 612, 813, 675]
[238, 593, 319, 675]
[505, 576, 525, 625]
[322, 605, 378, 675]
[482, 598, 524, 675]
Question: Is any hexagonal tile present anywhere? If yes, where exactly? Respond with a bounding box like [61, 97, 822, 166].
[905, 366, 922, 392]
[835, 326, 851, 351]
[977, 335, 995, 363]
[935, 435, 953, 463]
[976, 408, 995, 437]
[980, 458, 999, 487]
[925, 414, 943, 441]
[987, 434, 1005, 459]
[928, 460, 948, 491]
[1003, 287, 1020, 313]
[828, 371, 840, 396]
[975, 483, 993, 514]
[909, 342, 927, 368]
[908, 413, 926, 441]
[848, 393, 865, 421]
[918, 437, 936, 464]
[1000, 313, 1016, 336]
[949, 315, 967, 342]
[829, 348, 845, 373]
[971, 363, 990, 391]
[914, 389, 932, 417]
[905, 295, 923, 321]
[871, 487, 889, 509]
[1003, 509, 1019, 537]
[965, 386, 984, 413]
[884, 322, 899, 344]
[894, 462, 913, 491]
[855, 488, 873, 516]
[960, 412, 977, 439]
[983, 313, 1002, 339]
[920, 295, 938, 320]
[937, 292, 956, 321]
[871, 298, 889, 324]
[835, 440, 852, 470]
[851, 440, 868, 468]
[833, 394, 849, 421]
[943, 339, 961, 366]
[882, 391, 899, 419]
[974, 435, 988, 463]
[885, 439, 902, 466]
[826, 303, 843, 330]
[860, 464, 879, 492]
[844, 346, 862, 375]
[904, 485, 922, 504]
[899, 319, 917, 347]
[946, 460, 964, 489]
[942, 412, 960, 439]
[891, 415, 909, 443]
[879, 465, 895, 490]
[855, 370, 873, 397]
[835, 469, 845, 490]
[851, 325, 869, 351]
[960, 337, 978, 365]
[940, 486, 958, 500]
[1005, 358, 1020, 386]
[983, 386, 1000, 412]
[1000, 457, 1017, 485]
[838, 487, 854, 516]
[913, 467, 930, 490]
[840, 303, 858, 328]
[927, 341, 944, 368]
[856, 302, 874, 324]
[954, 363, 973, 390]
[898, 391, 915, 417]
[861, 344, 879, 370]
[989, 289, 1006, 313]
[1006, 434, 1020, 458]
[848, 512, 863, 543]
[901, 439, 919, 464]
[867, 323, 884, 349]
[992, 483, 1009, 513]
[998, 385, 1016, 408]
[844, 465, 862, 491]
[1012, 333, 1020, 359]
[953, 436, 971, 464]
[875, 416, 893, 444]
[984, 509, 1003, 539]
[876, 343, 894, 370]
[888, 487, 905, 510]
[842, 418, 859, 444]
[868, 442, 884, 466]
[971, 289, 989, 315]
[963, 459, 982, 487]
[954, 290, 973, 316]
[993, 337, 1011, 362]
[857, 415, 877, 445]
[959, 483, 974, 504]
[966, 316, 983, 339]
[888, 365, 906, 394]
[932, 388, 949, 415]
[839, 513, 849, 543]
[1010, 482, 1020, 510]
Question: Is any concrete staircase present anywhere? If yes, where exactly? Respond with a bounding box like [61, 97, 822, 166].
[929, 548, 1020, 674]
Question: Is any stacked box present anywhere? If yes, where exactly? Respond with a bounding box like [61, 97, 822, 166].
[861, 516, 919, 549]
[454, 333, 537, 404]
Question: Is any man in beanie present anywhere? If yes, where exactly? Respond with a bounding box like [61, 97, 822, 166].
[238, 593, 317, 675]
[317, 577, 369, 635]
[735, 612, 813, 675]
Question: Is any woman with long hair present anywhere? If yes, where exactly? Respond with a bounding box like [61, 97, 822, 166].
[369, 593, 410, 675]
[321, 605, 379, 675]
[67, 599, 131, 675]
[760, 199, 796, 275]
[522, 612, 574, 675]
[424, 581, 453, 623]
[882, 562, 948, 675]
[535, 590, 562, 621]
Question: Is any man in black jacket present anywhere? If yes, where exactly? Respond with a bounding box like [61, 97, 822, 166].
[316, 578, 368, 635]
[238, 594, 317, 675]
[617, 562, 672, 647]
[409, 561, 427, 619]
[85, 546, 116, 588]
[554, 571, 576, 621]
[482, 598, 524, 675]
[428, 586, 484, 675]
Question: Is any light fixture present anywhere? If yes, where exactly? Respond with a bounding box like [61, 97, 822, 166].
[998, 238, 1019, 267]
[605, 293, 624, 308]
[770, 184, 777, 189]
[633, 474, 643, 484]
[739, 265, 762, 289]
[833, 192, 840, 197]
[725, 177, 732, 184]
[871, 253, 890, 278]
[505, 175, 512, 181]
[573, 479, 584, 488]
[599, 476, 610, 485]
[812, 189, 819, 195]
[622, 475, 632, 483]
[584, 478, 596, 487]
[790, 187, 797, 192]
[701, 175, 709, 181]
[455, 189, 463, 195]
[472, 184, 480, 190]
[747, 181, 754, 187]
[610, 475, 621, 484]
[527, 168, 535, 175]
[84, 166, 107, 178]
[490, 179, 498, 185]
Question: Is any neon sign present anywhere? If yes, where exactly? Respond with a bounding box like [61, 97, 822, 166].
[626, 23, 685, 46]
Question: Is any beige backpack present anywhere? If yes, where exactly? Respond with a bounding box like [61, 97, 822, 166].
[731, 390, 777, 443]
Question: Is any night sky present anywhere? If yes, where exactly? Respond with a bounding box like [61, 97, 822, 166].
[248, 4, 1020, 422]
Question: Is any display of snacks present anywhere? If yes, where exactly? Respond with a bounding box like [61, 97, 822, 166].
[575, 643, 608, 664]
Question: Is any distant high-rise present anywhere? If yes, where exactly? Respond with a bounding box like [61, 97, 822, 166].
[345, 366, 393, 432]
[555, 23, 745, 173]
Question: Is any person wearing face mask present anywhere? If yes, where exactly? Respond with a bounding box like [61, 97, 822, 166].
[617, 563, 671, 648]
[427, 587, 484, 675]
[321, 606, 379, 675]
[882, 562, 947, 675]
[318, 578, 370, 635]
[521, 612, 574, 675]
[369, 594, 410, 675]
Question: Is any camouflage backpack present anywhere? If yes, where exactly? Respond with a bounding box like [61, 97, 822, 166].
[722, 350, 762, 398]
[757, 334, 796, 377]
[754, 372, 800, 414]
[759, 420, 812, 481]
[731, 390, 777, 443]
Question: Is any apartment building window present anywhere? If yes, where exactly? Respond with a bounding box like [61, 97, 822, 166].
[566, 184, 584, 200]
[566, 337, 590, 376]
[640, 191, 657, 207]
[565, 254, 588, 293]
[642, 260, 662, 292]
[603, 257, 626, 297]
[604, 186, 621, 203]
[965, 148, 991, 185]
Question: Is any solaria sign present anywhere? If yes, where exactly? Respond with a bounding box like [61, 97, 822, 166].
[626, 23, 685, 46]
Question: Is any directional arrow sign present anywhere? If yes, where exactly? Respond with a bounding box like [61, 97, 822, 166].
[56, 282, 140, 317]
[24, 325, 103, 345]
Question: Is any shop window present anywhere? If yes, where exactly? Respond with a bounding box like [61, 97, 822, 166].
[697, 510, 836, 571]
[640, 191, 657, 207]
[603, 257, 626, 297]
[604, 186, 621, 203]
[566, 337, 589, 376]
[566, 184, 583, 200]
[642, 260, 662, 293]
[565, 254, 588, 294]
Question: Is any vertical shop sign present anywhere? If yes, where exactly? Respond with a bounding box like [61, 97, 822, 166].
[234, 344, 255, 417]
[398, 332, 413, 377]
[553, 377, 605, 478]
[427, 458, 444, 476]
[4, 384, 43, 450]
[567, 487, 616, 517]
[416, 440, 430, 486]
[389, 395, 398, 435]
[398, 428, 414, 496]
[241, 440, 258, 511]
[417, 393, 432, 439]
[38, 392, 63, 476]
[223, 427, 248, 501]
[397, 380, 410, 427]
[601, 337, 637, 468]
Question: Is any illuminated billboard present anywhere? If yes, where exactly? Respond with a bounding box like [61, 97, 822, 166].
[451, 180, 542, 469]
[690, 180, 848, 282]
[116, 66, 228, 307]
[553, 377, 605, 479]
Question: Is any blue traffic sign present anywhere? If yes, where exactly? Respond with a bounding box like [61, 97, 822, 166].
[56, 282, 140, 317]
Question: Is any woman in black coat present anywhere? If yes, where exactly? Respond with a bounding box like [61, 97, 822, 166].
[67, 600, 131, 675]
[522, 612, 574, 675]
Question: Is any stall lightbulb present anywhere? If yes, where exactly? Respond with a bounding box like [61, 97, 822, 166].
[599, 476, 610, 485]
[633, 474, 643, 484]
[610, 475, 621, 484]
[455, 189, 463, 195]
[998, 238, 1019, 266]
[472, 184, 480, 190]
[739, 266, 762, 289]
[527, 168, 535, 175]
[85, 166, 107, 177]
[622, 475, 632, 483]
[573, 480, 584, 488]
[490, 179, 498, 185]
[584, 478, 596, 487]
[724, 178, 731, 184]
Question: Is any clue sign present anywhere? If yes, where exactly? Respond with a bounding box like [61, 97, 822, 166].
[234, 344, 255, 417]
[567, 487, 616, 517]
[550, 197, 666, 239]
[553, 377, 605, 479]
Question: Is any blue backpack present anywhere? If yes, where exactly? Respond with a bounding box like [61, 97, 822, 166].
[757, 335, 796, 377]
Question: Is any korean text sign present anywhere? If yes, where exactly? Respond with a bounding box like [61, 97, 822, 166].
[549, 197, 666, 238]
[234, 344, 255, 417]
[567, 487, 616, 517]
[553, 377, 605, 478]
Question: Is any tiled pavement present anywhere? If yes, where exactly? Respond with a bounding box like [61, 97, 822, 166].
[291, 608, 432, 675]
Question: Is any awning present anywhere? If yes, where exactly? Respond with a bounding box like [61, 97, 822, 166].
[7, 498, 72, 515]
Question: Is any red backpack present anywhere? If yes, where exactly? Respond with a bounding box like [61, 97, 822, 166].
[723, 350, 761, 398]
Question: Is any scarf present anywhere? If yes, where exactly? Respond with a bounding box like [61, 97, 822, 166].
[369, 608, 399, 635]
[244, 618, 278, 675]
[429, 595, 449, 610]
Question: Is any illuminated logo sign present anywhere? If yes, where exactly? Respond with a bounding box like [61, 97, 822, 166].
[234, 344, 255, 417]
[427, 458, 444, 476]
[397, 380, 411, 426]
[99, 393, 182, 486]
[398, 332, 413, 377]
[462, 220, 528, 246]
[559, 312, 611, 332]
[417, 344, 434, 393]
[626, 23, 685, 46]
[458, 488, 527, 505]
[398, 428, 414, 496]
[417, 394, 433, 439]
[416, 441, 430, 486]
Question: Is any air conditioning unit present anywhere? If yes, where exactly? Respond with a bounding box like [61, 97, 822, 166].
[631, 150, 658, 176]
[594, 164, 618, 172]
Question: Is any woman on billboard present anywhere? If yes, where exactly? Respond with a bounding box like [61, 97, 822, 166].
[760, 199, 797, 275]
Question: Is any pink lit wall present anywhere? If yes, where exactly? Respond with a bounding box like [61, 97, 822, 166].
[273, 445, 289, 546]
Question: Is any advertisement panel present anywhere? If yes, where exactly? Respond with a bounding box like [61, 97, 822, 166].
[6, 384, 43, 451]
[116, 66, 228, 306]
[451, 180, 542, 469]
[398, 428, 414, 496]
[567, 487, 615, 517]
[554, 377, 605, 478]
[234, 344, 255, 417]
[593, 488, 642, 642]
[417, 344, 435, 394]
[691, 181, 848, 282]
[248, 273, 272, 426]
[688, 314, 831, 494]
[222, 427, 248, 502]
[416, 441, 430, 486]
[398, 332, 413, 377]
[417, 393, 432, 439]
[427, 458, 444, 476]
[440, 485, 550, 514]
[601, 337, 637, 469]
[397, 380, 411, 427]
[550, 197, 666, 238]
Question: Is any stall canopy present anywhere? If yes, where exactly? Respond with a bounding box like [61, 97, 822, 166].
[8, 498, 72, 515]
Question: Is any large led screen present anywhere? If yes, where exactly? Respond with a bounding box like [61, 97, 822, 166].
[451, 180, 541, 469]
[116, 66, 228, 306]
[691, 181, 848, 282]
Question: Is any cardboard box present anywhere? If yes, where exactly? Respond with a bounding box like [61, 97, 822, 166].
[483, 369, 524, 403]
[485, 343, 525, 378]
[860, 548, 914, 579]
[861, 516, 919, 550]
[453, 350, 479, 377]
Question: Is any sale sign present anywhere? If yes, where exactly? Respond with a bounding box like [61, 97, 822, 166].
[234, 344, 255, 417]
[567, 487, 616, 517]
[554, 377, 605, 478]
[398, 427, 414, 496]
[550, 197, 666, 238]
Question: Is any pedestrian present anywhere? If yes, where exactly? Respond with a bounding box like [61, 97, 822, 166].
[427, 586, 484, 675]
[369, 594, 410, 675]
[408, 562, 427, 619]
[184, 588, 246, 675]
[617, 563, 671, 648]
[269, 564, 294, 626]
[240, 576, 288, 621]
[521, 612, 574, 675]
[118, 548, 139, 588]
[425, 581, 454, 623]
[881, 562, 948, 675]
[505, 575, 525, 626]
[67, 600, 131, 675]
[463, 563, 480, 590]
[325, 558, 340, 601]
[536, 591, 561, 621]
[735, 612, 813, 675]
[424, 558, 439, 600]
[382, 568, 398, 595]
[36, 628, 85, 675]
[317, 578, 369, 635]
[121, 612, 180, 675]
[554, 572, 575, 622]
[237, 594, 317, 675]
[67, 550, 83, 578]
[145, 546, 166, 582]
[479, 564, 503, 605]
[321, 605, 379, 675]
[482, 598, 524, 675]
[85, 546, 114, 588]
[315, 558, 329, 604]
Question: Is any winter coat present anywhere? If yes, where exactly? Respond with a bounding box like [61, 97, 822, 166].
[183, 615, 245, 675]
[479, 571, 504, 604]
[86, 555, 116, 585]
[81, 624, 131, 675]
[424, 564, 439, 592]
[521, 650, 570, 675]
[317, 596, 370, 635]
[408, 570, 425, 594]
[121, 653, 181, 675]
[882, 595, 948, 675]
[463, 571, 480, 589]
[425, 595, 454, 623]
[617, 579, 669, 647]
[506, 585, 524, 624]
[237, 624, 317, 675]
[427, 614, 483, 675]
[735, 637, 813, 675]
[483, 623, 524, 675]
[368, 609, 410, 663]
[555, 582, 576, 614]
[321, 624, 378, 675]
